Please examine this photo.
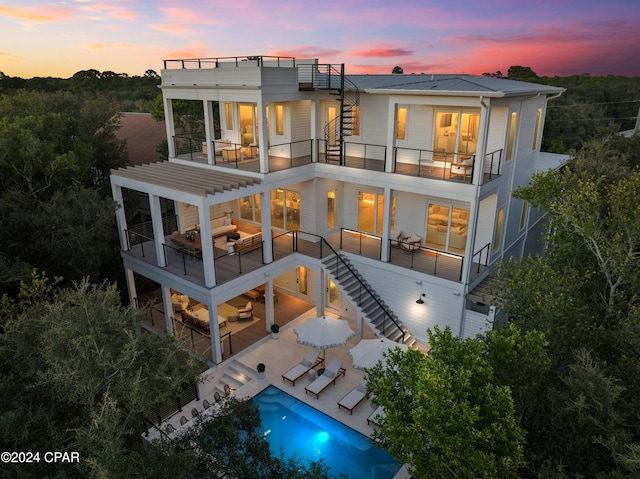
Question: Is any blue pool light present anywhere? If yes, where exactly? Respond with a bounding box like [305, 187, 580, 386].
[253, 385, 400, 479]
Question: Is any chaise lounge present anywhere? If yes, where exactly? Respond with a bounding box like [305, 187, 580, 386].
[281, 349, 324, 386]
[337, 379, 368, 414]
[305, 359, 346, 399]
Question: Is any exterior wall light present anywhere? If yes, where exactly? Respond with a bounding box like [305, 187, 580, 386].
[416, 293, 426, 304]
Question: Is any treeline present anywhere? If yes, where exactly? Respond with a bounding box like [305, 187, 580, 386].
[485, 66, 640, 152]
[0, 69, 161, 113]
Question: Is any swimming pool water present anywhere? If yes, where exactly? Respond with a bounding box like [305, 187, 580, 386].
[254, 385, 401, 479]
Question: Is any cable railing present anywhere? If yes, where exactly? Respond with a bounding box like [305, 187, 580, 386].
[163, 56, 297, 70]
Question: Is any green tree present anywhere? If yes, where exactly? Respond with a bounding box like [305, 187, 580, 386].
[366, 326, 525, 478]
[391, 66, 404, 74]
[0, 275, 205, 478]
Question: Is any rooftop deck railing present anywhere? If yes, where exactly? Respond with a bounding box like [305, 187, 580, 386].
[163, 56, 297, 70]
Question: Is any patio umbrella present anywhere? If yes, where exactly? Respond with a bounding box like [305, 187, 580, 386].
[293, 316, 355, 362]
[347, 338, 408, 370]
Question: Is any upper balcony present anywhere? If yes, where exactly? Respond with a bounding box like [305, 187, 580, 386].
[171, 135, 502, 185]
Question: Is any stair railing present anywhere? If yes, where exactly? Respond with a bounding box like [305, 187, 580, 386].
[314, 233, 405, 343]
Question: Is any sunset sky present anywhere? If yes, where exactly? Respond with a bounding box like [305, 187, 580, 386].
[1, 0, 639, 79]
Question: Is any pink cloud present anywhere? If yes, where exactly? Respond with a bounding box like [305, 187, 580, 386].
[83, 42, 131, 52]
[150, 24, 186, 34]
[79, 3, 138, 21]
[270, 46, 343, 59]
[0, 5, 72, 22]
[351, 47, 414, 58]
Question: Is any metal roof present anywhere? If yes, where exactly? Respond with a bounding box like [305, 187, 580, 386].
[346, 74, 565, 97]
[111, 161, 261, 197]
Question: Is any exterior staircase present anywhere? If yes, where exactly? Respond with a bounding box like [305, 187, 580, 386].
[322, 253, 416, 347]
[297, 63, 360, 165]
[324, 64, 360, 164]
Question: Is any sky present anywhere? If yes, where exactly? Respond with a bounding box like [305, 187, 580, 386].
[1, 0, 639, 79]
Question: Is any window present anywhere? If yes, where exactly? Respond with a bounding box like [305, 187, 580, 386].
[351, 105, 360, 136]
[506, 112, 518, 161]
[396, 107, 407, 140]
[519, 200, 528, 231]
[298, 266, 308, 295]
[271, 189, 300, 230]
[493, 208, 505, 253]
[434, 111, 480, 160]
[425, 203, 469, 254]
[275, 104, 284, 136]
[327, 190, 336, 229]
[240, 194, 261, 223]
[357, 191, 384, 235]
[532, 108, 542, 150]
[224, 103, 233, 130]
[240, 104, 258, 146]
[327, 106, 338, 146]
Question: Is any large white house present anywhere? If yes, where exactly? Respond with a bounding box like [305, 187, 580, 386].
[110, 56, 566, 366]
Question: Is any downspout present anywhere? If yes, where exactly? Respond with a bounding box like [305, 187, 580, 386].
[459, 95, 489, 338]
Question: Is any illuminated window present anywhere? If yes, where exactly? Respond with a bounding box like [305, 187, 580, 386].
[275, 104, 284, 136]
[434, 111, 480, 159]
[224, 103, 233, 130]
[271, 189, 300, 230]
[298, 266, 308, 295]
[532, 108, 542, 150]
[396, 107, 407, 140]
[357, 191, 385, 235]
[351, 105, 360, 136]
[425, 204, 469, 254]
[506, 112, 518, 161]
[327, 190, 336, 229]
[240, 194, 261, 223]
[493, 208, 505, 253]
[519, 200, 528, 231]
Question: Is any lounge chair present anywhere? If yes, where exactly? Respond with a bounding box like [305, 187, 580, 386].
[367, 405, 386, 426]
[282, 349, 323, 386]
[338, 379, 367, 414]
[224, 383, 236, 395]
[305, 359, 346, 399]
[191, 407, 199, 418]
[179, 415, 188, 425]
[202, 399, 211, 410]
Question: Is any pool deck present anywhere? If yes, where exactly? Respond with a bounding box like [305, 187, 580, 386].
[148, 311, 410, 478]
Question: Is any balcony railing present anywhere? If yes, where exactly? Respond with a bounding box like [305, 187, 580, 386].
[163, 56, 297, 70]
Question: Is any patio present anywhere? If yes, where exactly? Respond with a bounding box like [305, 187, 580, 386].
[146, 310, 410, 478]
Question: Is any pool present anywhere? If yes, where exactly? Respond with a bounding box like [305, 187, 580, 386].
[254, 385, 401, 479]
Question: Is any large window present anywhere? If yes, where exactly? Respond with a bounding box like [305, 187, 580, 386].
[396, 107, 407, 140]
[271, 189, 300, 230]
[240, 194, 261, 223]
[506, 112, 518, 161]
[224, 103, 233, 130]
[519, 200, 528, 231]
[327, 190, 337, 229]
[434, 111, 480, 160]
[493, 208, 505, 253]
[351, 105, 360, 136]
[239, 104, 258, 146]
[275, 104, 284, 136]
[425, 203, 469, 254]
[357, 192, 384, 235]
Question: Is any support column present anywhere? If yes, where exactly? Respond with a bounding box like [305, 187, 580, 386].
[260, 191, 273, 264]
[209, 303, 223, 364]
[149, 194, 167, 267]
[315, 267, 325, 317]
[161, 285, 174, 335]
[164, 98, 176, 158]
[257, 99, 268, 173]
[380, 186, 393, 262]
[265, 281, 275, 332]
[111, 183, 129, 251]
[198, 203, 216, 287]
[203, 100, 214, 165]
[384, 101, 397, 173]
